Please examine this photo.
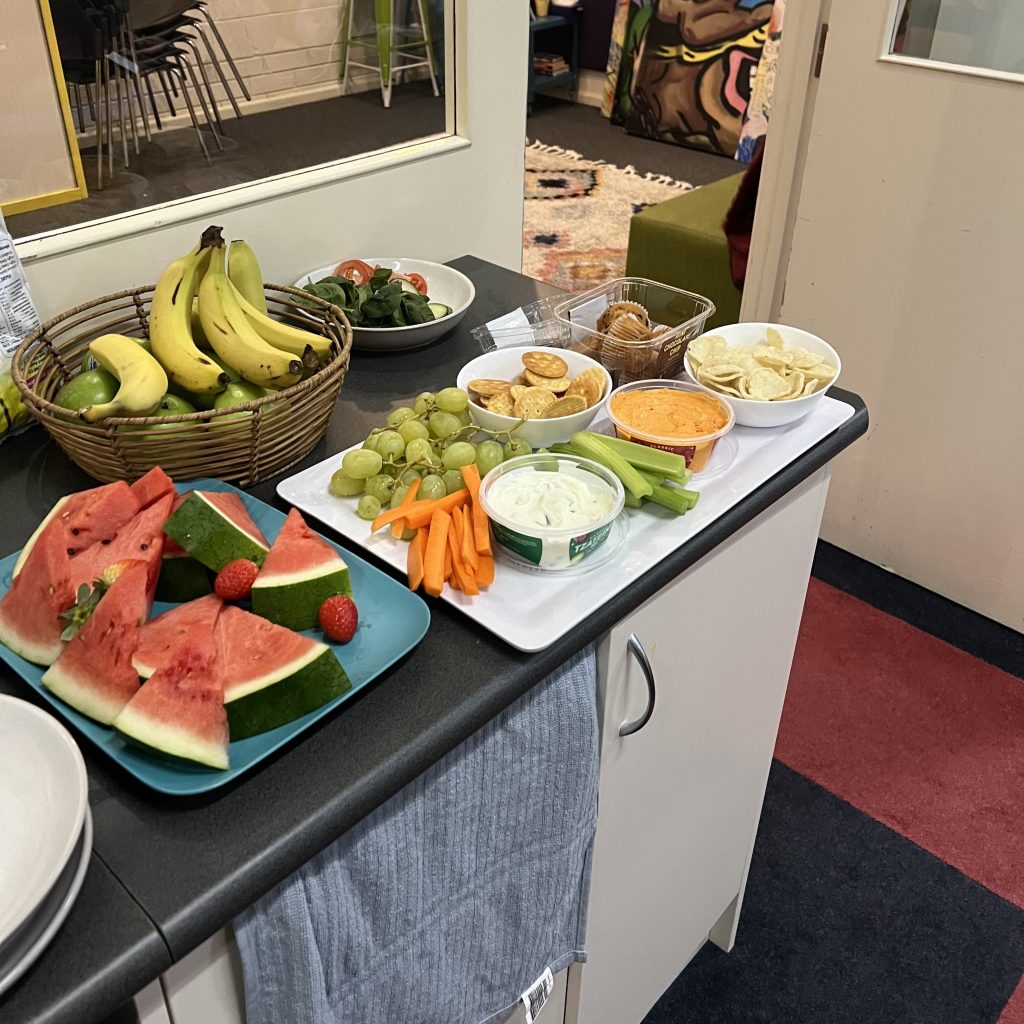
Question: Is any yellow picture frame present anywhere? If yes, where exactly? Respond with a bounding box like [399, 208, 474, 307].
[0, 0, 88, 218]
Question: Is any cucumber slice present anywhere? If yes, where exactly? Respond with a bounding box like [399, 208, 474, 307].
[428, 302, 452, 319]
[398, 279, 420, 295]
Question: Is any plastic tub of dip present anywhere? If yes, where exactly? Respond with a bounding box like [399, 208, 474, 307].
[478, 453, 625, 571]
[606, 379, 734, 473]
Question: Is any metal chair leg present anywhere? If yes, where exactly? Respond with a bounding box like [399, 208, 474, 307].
[124, 23, 152, 142]
[195, 25, 241, 118]
[181, 54, 223, 150]
[93, 60, 104, 190]
[375, 0, 394, 108]
[158, 69, 177, 116]
[173, 64, 210, 163]
[200, 12, 251, 102]
[340, 0, 353, 95]
[102, 55, 114, 177]
[186, 40, 225, 135]
[86, 80, 97, 122]
[416, 0, 440, 96]
[144, 72, 163, 130]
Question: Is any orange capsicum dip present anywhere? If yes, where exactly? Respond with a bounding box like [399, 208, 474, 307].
[610, 388, 728, 439]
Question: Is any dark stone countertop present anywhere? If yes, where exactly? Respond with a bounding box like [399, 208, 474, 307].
[0, 257, 867, 1024]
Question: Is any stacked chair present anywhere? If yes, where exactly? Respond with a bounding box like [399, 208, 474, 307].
[50, 0, 249, 188]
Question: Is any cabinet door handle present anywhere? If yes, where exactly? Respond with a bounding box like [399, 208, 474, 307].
[619, 633, 656, 737]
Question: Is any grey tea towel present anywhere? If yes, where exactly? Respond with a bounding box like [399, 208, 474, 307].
[234, 644, 598, 1024]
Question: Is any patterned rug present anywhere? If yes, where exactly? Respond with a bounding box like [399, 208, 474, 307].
[523, 140, 693, 291]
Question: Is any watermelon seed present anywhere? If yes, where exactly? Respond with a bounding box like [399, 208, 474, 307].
[101, 538, 111, 545]
[70, 528, 80, 536]
[140, 543, 149, 551]
[67, 548, 77, 556]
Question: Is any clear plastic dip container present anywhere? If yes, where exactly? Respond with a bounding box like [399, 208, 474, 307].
[478, 453, 625, 570]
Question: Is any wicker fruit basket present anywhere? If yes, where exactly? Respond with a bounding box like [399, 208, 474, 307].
[11, 284, 352, 487]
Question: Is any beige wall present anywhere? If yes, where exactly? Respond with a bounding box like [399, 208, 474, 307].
[769, 0, 1024, 630]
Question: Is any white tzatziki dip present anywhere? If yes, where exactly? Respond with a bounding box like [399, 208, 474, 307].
[486, 467, 615, 531]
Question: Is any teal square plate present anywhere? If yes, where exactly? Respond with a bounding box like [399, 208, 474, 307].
[0, 478, 430, 796]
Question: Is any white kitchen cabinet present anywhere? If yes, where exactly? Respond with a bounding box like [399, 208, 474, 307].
[159, 928, 245, 1024]
[568, 469, 830, 1024]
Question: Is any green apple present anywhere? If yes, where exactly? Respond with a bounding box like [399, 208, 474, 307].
[129, 392, 198, 433]
[55, 369, 119, 412]
[214, 381, 265, 410]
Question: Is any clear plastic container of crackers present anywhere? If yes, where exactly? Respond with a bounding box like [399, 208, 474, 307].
[552, 278, 715, 385]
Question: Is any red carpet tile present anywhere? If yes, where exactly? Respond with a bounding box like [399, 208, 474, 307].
[776, 579, 1024, 909]
[999, 975, 1024, 1024]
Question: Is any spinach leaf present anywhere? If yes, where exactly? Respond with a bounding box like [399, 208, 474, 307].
[369, 267, 393, 292]
[360, 281, 404, 321]
[402, 296, 435, 325]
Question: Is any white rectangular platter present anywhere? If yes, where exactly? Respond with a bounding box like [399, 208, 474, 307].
[278, 397, 855, 652]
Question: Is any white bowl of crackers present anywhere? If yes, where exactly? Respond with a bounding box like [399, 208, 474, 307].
[457, 347, 612, 449]
[683, 323, 841, 428]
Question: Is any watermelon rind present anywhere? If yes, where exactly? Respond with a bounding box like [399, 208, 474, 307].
[0, 613, 65, 667]
[42, 659, 133, 725]
[163, 492, 269, 572]
[226, 644, 351, 740]
[114, 704, 229, 770]
[155, 553, 213, 603]
[250, 565, 352, 631]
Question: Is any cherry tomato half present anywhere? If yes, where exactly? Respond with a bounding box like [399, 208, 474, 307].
[331, 259, 375, 285]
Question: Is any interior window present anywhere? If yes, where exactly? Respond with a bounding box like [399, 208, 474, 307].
[889, 0, 1024, 75]
[1, 0, 450, 240]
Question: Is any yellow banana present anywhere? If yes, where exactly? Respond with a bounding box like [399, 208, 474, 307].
[227, 240, 268, 315]
[199, 243, 303, 390]
[81, 334, 168, 421]
[233, 286, 332, 363]
[150, 242, 228, 395]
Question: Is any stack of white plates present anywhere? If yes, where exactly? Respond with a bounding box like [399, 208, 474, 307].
[0, 695, 91, 997]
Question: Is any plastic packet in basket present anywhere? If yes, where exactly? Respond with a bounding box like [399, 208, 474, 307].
[0, 212, 39, 443]
[470, 296, 569, 352]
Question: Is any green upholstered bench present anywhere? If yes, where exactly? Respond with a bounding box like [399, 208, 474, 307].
[625, 172, 745, 331]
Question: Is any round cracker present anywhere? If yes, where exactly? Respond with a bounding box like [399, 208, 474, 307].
[523, 368, 571, 392]
[513, 386, 556, 419]
[542, 395, 587, 418]
[509, 384, 529, 402]
[521, 350, 569, 378]
[567, 374, 602, 408]
[485, 390, 515, 416]
[469, 378, 511, 398]
[574, 367, 606, 400]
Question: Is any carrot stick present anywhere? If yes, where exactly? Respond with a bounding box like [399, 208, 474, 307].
[443, 542, 452, 582]
[407, 527, 427, 591]
[476, 553, 494, 587]
[447, 510, 479, 596]
[423, 509, 450, 597]
[455, 505, 479, 573]
[370, 487, 467, 534]
[404, 489, 469, 531]
[391, 477, 421, 539]
[459, 464, 492, 556]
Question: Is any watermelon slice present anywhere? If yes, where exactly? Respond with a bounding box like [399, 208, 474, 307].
[155, 492, 212, 602]
[41, 561, 150, 724]
[133, 593, 223, 678]
[130, 466, 175, 509]
[113, 635, 229, 770]
[0, 517, 76, 665]
[216, 605, 351, 740]
[251, 509, 352, 630]
[69, 492, 174, 596]
[12, 482, 141, 578]
[163, 491, 269, 572]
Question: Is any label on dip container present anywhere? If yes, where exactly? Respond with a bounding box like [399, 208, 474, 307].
[491, 519, 613, 567]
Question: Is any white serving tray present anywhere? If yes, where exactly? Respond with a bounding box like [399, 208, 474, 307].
[278, 398, 855, 652]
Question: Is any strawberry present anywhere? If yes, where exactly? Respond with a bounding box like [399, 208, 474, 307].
[214, 559, 259, 601]
[319, 595, 358, 644]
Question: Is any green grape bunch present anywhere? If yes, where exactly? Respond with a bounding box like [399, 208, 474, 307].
[328, 385, 531, 516]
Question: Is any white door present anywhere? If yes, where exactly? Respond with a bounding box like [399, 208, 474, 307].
[763, 0, 1024, 630]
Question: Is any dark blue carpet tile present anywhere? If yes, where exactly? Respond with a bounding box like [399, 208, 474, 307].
[643, 762, 1024, 1024]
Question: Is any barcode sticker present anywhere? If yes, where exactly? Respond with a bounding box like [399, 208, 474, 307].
[521, 966, 554, 1024]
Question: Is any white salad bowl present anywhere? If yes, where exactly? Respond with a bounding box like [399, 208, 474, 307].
[292, 258, 475, 352]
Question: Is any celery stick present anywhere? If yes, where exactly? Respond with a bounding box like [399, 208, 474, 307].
[583, 433, 688, 480]
[679, 488, 700, 510]
[623, 492, 643, 509]
[644, 483, 690, 515]
[571, 432, 653, 501]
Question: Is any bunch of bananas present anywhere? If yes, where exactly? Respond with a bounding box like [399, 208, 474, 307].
[0, 373, 32, 438]
[56, 225, 333, 422]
